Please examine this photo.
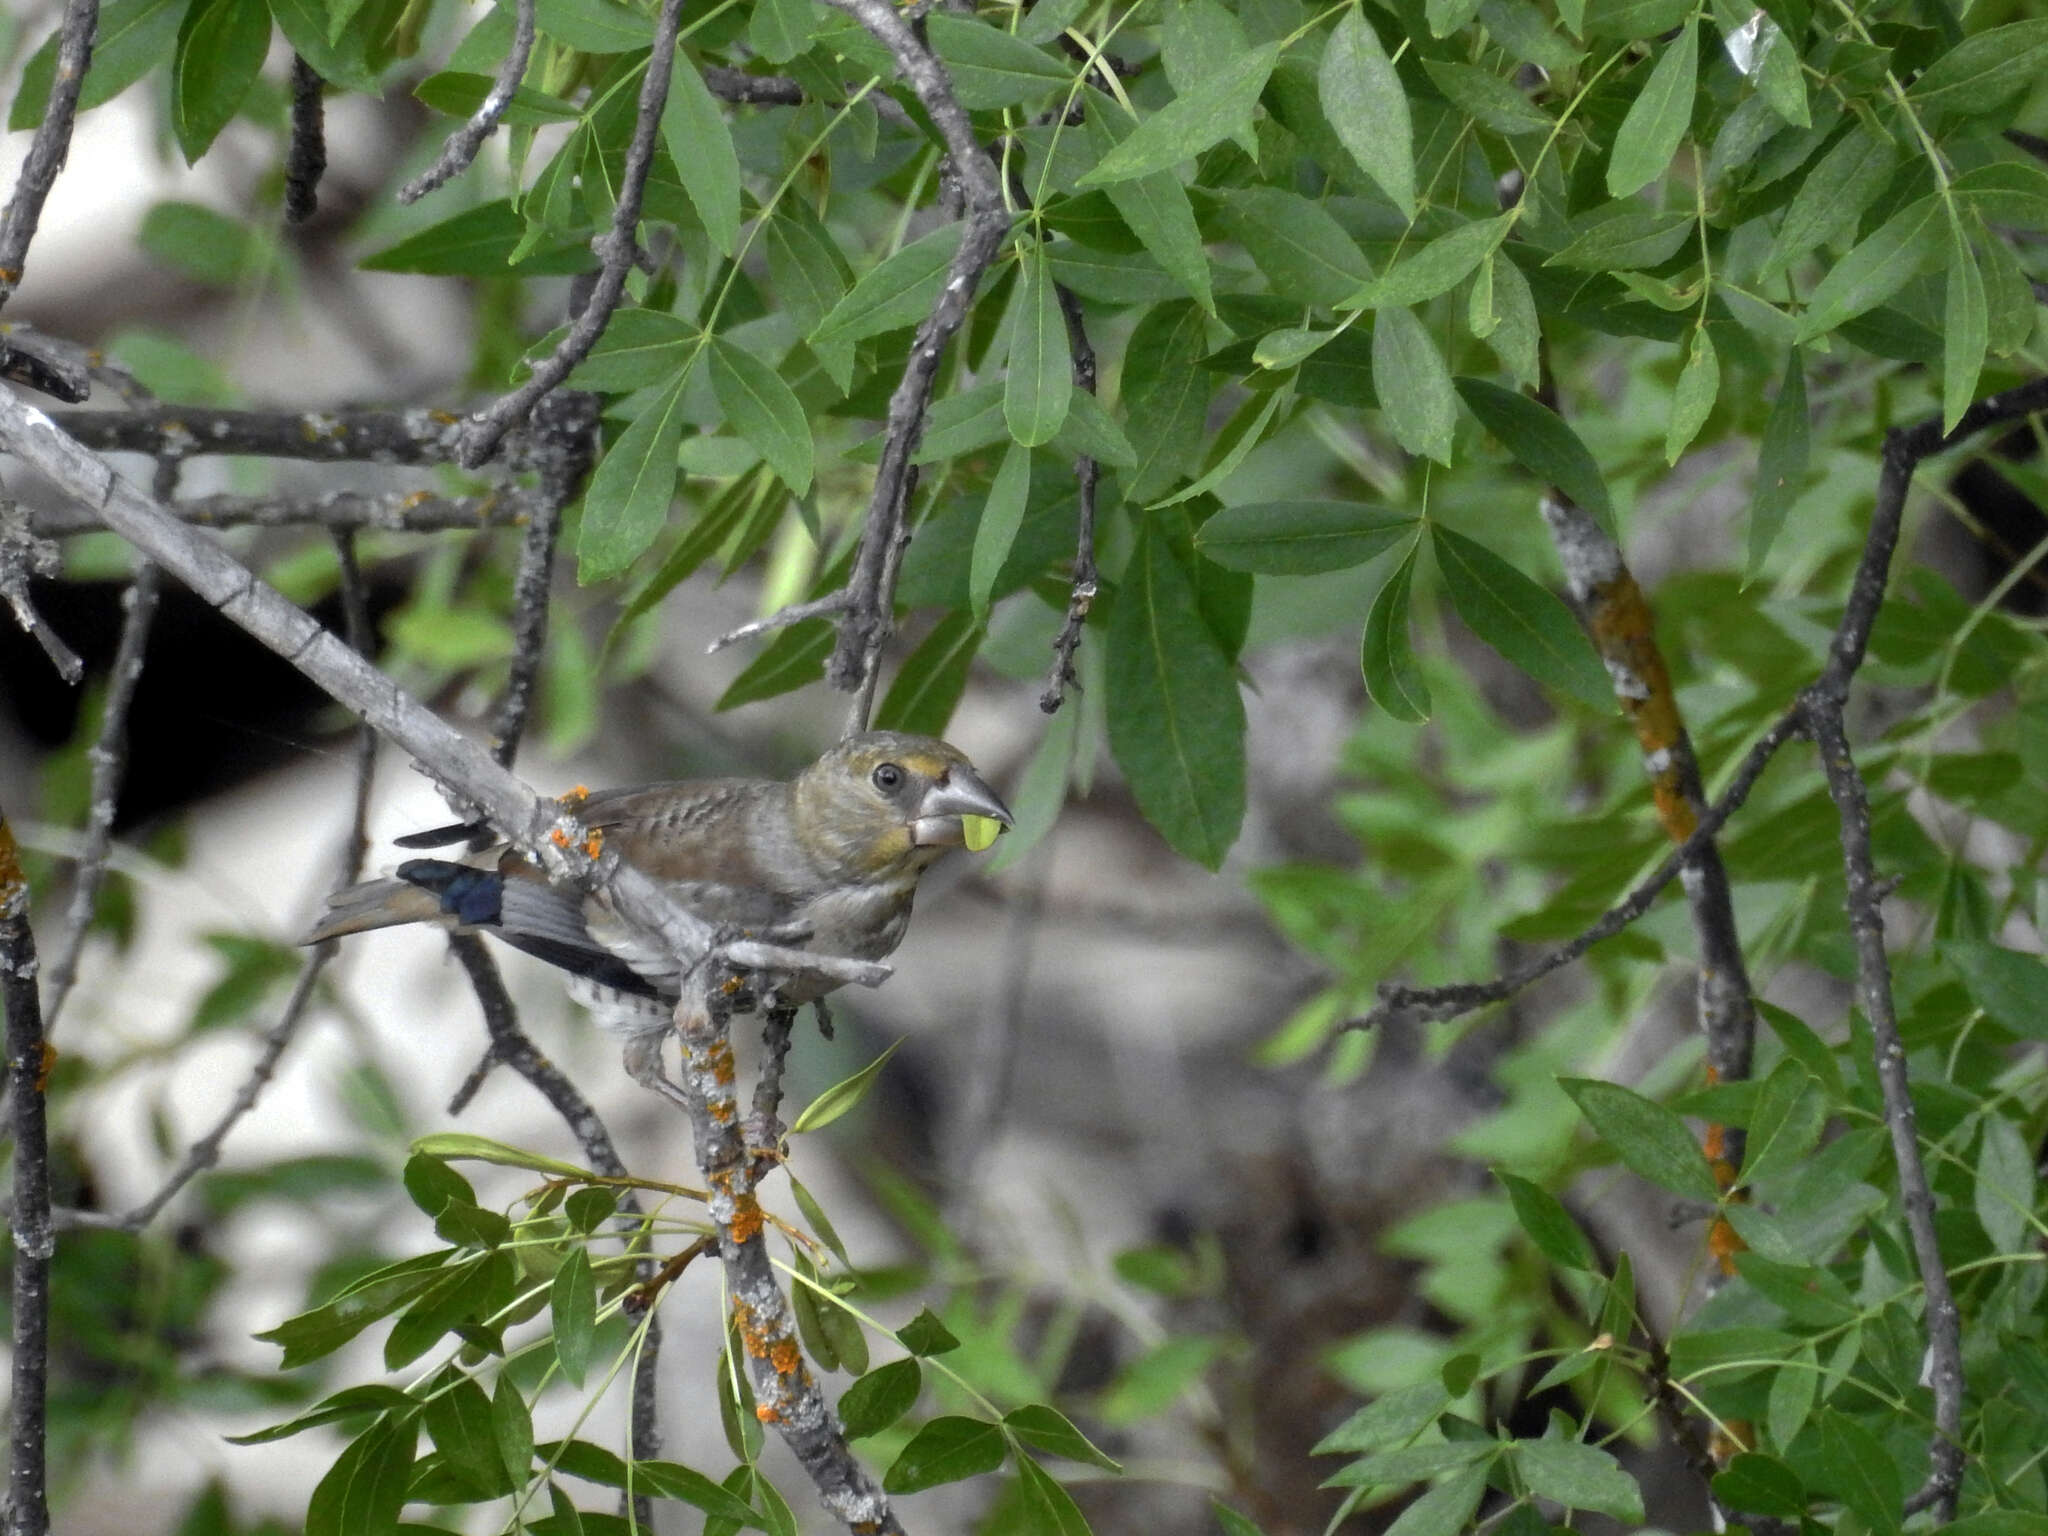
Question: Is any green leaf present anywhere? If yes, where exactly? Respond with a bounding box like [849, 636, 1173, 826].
[1100, 1335, 1227, 1423]
[1312, 1381, 1448, 1455]
[1007, 244, 1073, 448]
[1210, 1501, 1267, 1536]
[226, 1385, 417, 1446]
[1976, 1114, 2035, 1255]
[883, 1417, 1008, 1494]
[493, 1375, 535, 1488]
[1431, 527, 1611, 710]
[897, 1308, 962, 1357]
[1947, 941, 2048, 1039]
[1606, 19, 1695, 198]
[791, 1040, 903, 1135]
[359, 198, 598, 276]
[1361, 542, 1429, 723]
[748, 0, 811, 62]
[1004, 1405, 1121, 1471]
[1216, 187, 1373, 309]
[1740, 1059, 1826, 1189]
[1809, 1409, 1901, 1536]
[1078, 43, 1280, 185]
[971, 443, 1033, 619]
[11, 0, 191, 132]
[1513, 1439, 1643, 1521]
[1666, 326, 1718, 463]
[1124, 301, 1213, 501]
[1382, 1462, 1488, 1536]
[579, 371, 690, 582]
[256, 1252, 453, 1368]
[416, 72, 582, 126]
[1953, 161, 2048, 232]
[550, 1248, 597, 1389]
[1010, 1457, 1092, 1536]
[1496, 1171, 1593, 1270]
[716, 619, 833, 710]
[408, 1132, 594, 1179]
[1766, 1342, 1817, 1448]
[1906, 18, 2048, 116]
[561, 308, 695, 391]
[1082, 106, 1214, 314]
[1712, 1452, 1806, 1518]
[662, 58, 743, 257]
[171, 0, 269, 163]
[1106, 516, 1247, 868]
[840, 1358, 922, 1439]
[1942, 227, 1987, 435]
[1759, 125, 1897, 283]
[709, 338, 812, 496]
[812, 224, 966, 345]
[1794, 196, 1943, 344]
[1056, 388, 1136, 468]
[1346, 215, 1513, 310]
[634, 1461, 767, 1525]
[1195, 501, 1414, 574]
[425, 1376, 511, 1498]
[1318, 9, 1414, 219]
[1373, 307, 1456, 465]
[1487, 256, 1540, 387]
[1559, 1076, 1719, 1200]
[1549, 206, 1692, 271]
[534, 0, 651, 51]
[1423, 59, 1553, 134]
[874, 613, 982, 738]
[925, 13, 1071, 108]
[1454, 378, 1613, 531]
[306, 1416, 418, 1536]
[1746, 346, 1807, 578]
[268, 0, 374, 89]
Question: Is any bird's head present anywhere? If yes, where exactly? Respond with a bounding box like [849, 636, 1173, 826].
[790, 731, 1014, 881]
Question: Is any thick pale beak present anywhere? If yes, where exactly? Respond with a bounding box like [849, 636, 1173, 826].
[909, 766, 1015, 848]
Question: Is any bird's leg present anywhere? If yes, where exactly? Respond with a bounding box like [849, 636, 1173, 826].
[621, 1027, 696, 1113]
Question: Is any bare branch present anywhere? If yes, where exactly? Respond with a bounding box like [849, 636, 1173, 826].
[41, 559, 161, 1027]
[702, 65, 806, 105]
[1041, 280, 1099, 714]
[455, 0, 687, 468]
[674, 979, 907, 1535]
[0, 500, 82, 682]
[0, 332, 89, 405]
[1348, 705, 1803, 1033]
[0, 808, 55, 1536]
[819, 0, 1012, 715]
[0, 0, 98, 315]
[399, 0, 537, 205]
[284, 56, 328, 225]
[708, 591, 851, 653]
[30, 486, 537, 538]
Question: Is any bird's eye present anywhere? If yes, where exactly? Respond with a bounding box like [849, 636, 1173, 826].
[872, 762, 905, 792]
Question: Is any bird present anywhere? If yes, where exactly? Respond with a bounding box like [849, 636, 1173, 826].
[302, 731, 1013, 1103]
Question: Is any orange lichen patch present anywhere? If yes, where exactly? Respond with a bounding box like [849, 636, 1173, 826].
[583, 831, 604, 858]
[549, 828, 572, 848]
[1585, 571, 1701, 845]
[728, 1194, 764, 1243]
[720, 974, 746, 996]
[36, 1042, 56, 1095]
[755, 1405, 781, 1423]
[709, 1041, 737, 1085]
[770, 1338, 803, 1377]
[709, 1099, 735, 1124]
[558, 785, 590, 805]
[1708, 1216, 1745, 1275]
[429, 409, 460, 425]
[400, 490, 433, 511]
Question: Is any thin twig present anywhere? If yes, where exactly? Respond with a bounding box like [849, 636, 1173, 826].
[41, 559, 162, 1028]
[490, 391, 593, 766]
[708, 591, 852, 654]
[48, 405, 536, 466]
[331, 530, 380, 882]
[455, 0, 687, 468]
[284, 56, 327, 225]
[1345, 706, 1803, 1032]
[702, 65, 805, 104]
[0, 808, 55, 1536]
[0, 0, 98, 314]
[675, 979, 907, 1535]
[0, 331, 89, 404]
[820, 0, 1012, 715]
[399, 0, 536, 205]
[1041, 281, 1099, 714]
[0, 500, 82, 682]
[29, 486, 537, 538]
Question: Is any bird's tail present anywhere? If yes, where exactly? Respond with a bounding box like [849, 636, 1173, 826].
[300, 877, 452, 944]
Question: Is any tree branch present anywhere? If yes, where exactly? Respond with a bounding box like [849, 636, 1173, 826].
[0, 0, 98, 315]
[1041, 280, 1099, 714]
[29, 486, 538, 538]
[0, 808, 54, 1536]
[284, 56, 328, 225]
[399, 0, 536, 205]
[455, 0, 686, 468]
[675, 980, 907, 1535]
[817, 0, 1012, 718]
